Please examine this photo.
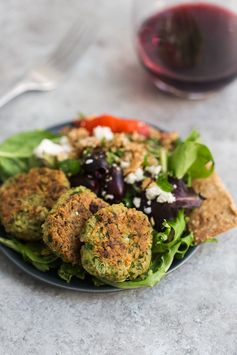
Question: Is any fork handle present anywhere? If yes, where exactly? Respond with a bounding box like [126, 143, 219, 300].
[0, 80, 42, 109]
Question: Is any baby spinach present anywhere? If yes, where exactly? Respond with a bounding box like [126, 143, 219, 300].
[169, 130, 214, 182]
[0, 130, 59, 180]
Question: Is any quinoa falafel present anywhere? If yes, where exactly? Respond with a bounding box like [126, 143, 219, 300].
[0, 167, 70, 241]
[80, 204, 153, 283]
[43, 186, 108, 264]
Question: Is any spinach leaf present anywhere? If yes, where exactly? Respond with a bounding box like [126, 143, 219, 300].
[169, 131, 214, 181]
[0, 130, 59, 180]
[0, 130, 59, 158]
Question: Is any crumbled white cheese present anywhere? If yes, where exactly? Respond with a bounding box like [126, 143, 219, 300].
[125, 168, 144, 184]
[146, 184, 176, 204]
[144, 207, 152, 214]
[105, 194, 114, 200]
[120, 160, 130, 169]
[133, 197, 141, 209]
[135, 168, 144, 181]
[93, 126, 114, 141]
[146, 185, 162, 200]
[85, 159, 93, 164]
[124, 173, 136, 184]
[157, 192, 176, 204]
[34, 137, 72, 161]
[146, 165, 161, 178]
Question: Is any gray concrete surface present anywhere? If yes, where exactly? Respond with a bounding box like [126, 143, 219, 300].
[0, 1, 237, 354]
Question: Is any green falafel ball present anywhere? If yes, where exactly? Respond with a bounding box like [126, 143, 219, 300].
[42, 186, 108, 264]
[0, 167, 70, 241]
[81, 204, 153, 283]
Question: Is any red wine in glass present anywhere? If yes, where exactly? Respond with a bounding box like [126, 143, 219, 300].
[137, 3, 237, 97]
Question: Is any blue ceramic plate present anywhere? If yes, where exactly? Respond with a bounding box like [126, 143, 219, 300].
[0, 122, 199, 293]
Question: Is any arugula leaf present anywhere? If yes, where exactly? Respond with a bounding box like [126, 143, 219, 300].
[58, 159, 81, 176]
[100, 211, 193, 289]
[169, 131, 214, 181]
[0, 130, 59, 180]
[58, 263, 85, 283]
[0, 236, 58, 271]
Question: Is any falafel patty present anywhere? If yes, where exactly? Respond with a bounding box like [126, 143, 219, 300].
[80, 204, 153, 283]
[43, 186, 108, 264]
[0, 167, 70, 241]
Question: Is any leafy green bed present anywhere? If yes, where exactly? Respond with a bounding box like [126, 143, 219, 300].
[0, 126, 214, 288]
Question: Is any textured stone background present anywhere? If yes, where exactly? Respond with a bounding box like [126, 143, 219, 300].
[0, 1, 237, 354]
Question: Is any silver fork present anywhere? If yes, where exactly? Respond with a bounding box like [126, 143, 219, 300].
[0, 20, 94, 108]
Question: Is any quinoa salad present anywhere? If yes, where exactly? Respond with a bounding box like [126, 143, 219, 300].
[0, 114, 236, 289]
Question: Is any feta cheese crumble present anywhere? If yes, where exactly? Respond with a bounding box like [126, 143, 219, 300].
[144, 207, 152, 214]
[157, 191, 176, 204]
[93, 126, 114, 141]
[145, 185, 161, 200]
[146, 165, 161, 178]
[125, 168, 144, 184]
[34, 137, 72, 161]
[85, 159, 93, 164]
[146, 184, 176, 204]
[133, 197, 141, 209]
[105, 194, 114, 200]
[120, 160, 130, 169]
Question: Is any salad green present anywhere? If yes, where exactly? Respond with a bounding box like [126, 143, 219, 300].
[0, 130, 59, 181]
[0, 123, 217, 289]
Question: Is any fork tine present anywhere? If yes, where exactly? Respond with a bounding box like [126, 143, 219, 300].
[45, 20, 94, 73]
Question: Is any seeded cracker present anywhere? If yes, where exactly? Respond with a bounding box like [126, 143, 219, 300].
[189, 173, 237, 243]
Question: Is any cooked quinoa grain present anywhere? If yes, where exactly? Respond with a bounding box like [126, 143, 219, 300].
[81, 204, 153, 283]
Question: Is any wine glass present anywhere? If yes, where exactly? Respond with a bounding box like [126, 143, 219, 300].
[134, 0, 237, 99]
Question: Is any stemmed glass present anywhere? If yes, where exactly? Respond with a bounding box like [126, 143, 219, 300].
[134, 0, 237, 99]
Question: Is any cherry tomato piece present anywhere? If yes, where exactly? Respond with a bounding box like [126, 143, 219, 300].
[74, 115, 150, 137]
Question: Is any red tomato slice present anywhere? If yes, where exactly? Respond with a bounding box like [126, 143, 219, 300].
[74, 115, 151, 136]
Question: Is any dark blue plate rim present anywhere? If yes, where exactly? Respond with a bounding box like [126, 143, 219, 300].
[0, 121, 199, 293]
